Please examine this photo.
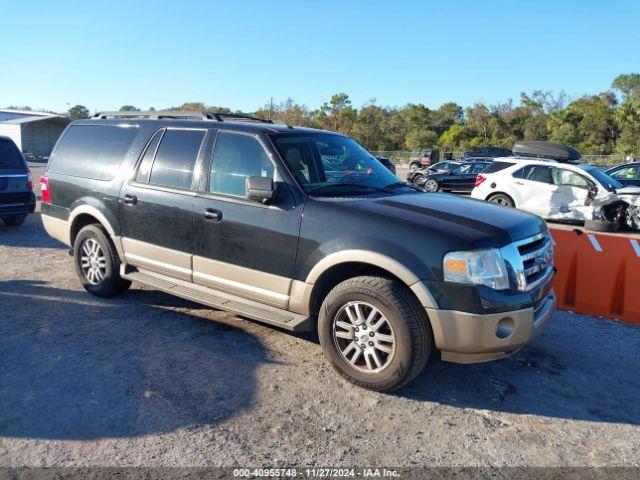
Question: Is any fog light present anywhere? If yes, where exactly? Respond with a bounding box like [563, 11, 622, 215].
[496, 317, 515, 339]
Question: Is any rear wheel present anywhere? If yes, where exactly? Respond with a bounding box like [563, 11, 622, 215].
[318, 276, 432, 392]
[488, 193, 514, 207]
[3, 214, 27, 226]
[74, 224, 131, 297]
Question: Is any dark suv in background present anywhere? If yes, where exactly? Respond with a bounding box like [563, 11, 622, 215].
[41, 111, 555, 391]
[0, 136, 36, 226]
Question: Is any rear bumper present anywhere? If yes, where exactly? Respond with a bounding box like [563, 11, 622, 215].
[0, 196, 36, 217]
[426, 289, 556, 364]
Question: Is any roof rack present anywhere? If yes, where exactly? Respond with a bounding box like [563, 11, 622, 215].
[93, 110, 274, 124]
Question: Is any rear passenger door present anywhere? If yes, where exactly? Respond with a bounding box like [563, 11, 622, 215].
[512, 165, 555, 216]
[192, 130, 302, 309]
[119, 127, 208, 281]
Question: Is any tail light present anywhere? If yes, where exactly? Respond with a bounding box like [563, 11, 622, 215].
[27, 168, 33, 189]
[40, 176, 51, 203]
[475, 174, 486, 187]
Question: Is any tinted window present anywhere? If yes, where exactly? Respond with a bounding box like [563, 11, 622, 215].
[0, 139, 23, 168]
[48, 125, 138, 180]
[209, 132, 274, 197]
[610, 165, 639, 180]
[513, 165, 553, 183]
[148, 129, 205, 189]
[471, 163, 489, 174]
[135, 129, 164, 182]
[552, 168, 589, 188]
[482, 161, 514, 174]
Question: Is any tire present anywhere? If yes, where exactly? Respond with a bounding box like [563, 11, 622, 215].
[318, 276, 432, 392]
[585, 219, 620, 232]
[488, 193, 514, 207]
[3, 214, 27, 226]
[73, 224, 131, 297]
[424, 178, 439, 192]
[409, 162, 421, 172]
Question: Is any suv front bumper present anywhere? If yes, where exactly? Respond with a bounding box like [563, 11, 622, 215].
[426, 289, 556, 364]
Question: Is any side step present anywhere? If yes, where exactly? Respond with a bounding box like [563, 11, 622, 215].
[122, 268, 313, 332]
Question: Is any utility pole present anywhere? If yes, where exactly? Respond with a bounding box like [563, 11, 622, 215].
[269, 97, 273, 121]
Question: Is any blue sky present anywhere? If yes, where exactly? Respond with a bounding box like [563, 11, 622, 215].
[2, 0, 638, 114]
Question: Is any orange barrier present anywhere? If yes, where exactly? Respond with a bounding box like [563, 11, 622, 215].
[550, 225, 640, 324]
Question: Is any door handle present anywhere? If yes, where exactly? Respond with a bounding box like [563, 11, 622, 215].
[203, 208, 222, 221]
[514, 181, 524, 185]
[123, 194, 137, 205]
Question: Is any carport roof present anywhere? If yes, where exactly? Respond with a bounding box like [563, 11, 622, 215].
[1, 115, 70, 126]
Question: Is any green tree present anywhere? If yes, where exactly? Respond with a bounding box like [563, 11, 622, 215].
[67, 104, 90, 120]
[119, 105, 139, 112]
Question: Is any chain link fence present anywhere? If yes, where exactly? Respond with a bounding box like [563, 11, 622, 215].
[371, 151, 634, 167]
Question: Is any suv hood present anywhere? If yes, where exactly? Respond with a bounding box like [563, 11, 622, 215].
[366, 193, 546, 247]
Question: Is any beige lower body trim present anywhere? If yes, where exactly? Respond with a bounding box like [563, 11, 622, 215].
[193, 256, 291, 309]
[41, 214, 71, 246]
[122, 238, 192, 281]
[427, 291, 556, 364]
[288, 280, 313, 315]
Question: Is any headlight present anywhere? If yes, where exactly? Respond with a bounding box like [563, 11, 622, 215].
[443, 248, 509, 290]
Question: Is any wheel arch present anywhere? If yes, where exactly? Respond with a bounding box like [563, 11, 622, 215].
[297, 250, 438, 319]
[486, 191, 515, 206]
[68, 205, 124, 261]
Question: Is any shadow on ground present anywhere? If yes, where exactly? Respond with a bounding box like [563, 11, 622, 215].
[0, 212, 66, 249]
[0, 280, 268, 440]
[397, 311, 640, 425]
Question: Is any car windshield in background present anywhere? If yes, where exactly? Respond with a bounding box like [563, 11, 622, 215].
[578, 165, 624, 191]
[271, 133, 406, 195]
[0, 140, 23, 168]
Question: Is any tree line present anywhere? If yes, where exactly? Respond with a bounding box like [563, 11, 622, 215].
[14, 73, 639, 155]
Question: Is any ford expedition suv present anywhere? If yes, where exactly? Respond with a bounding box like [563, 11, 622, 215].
[41, 111, 556, 391]
[0, 136, 35, 226]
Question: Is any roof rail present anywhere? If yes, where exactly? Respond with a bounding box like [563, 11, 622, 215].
[92, 110, 274, 123]
[93, 110, 216, 120]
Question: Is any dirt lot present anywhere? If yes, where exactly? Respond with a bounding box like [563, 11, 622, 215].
[1, 165, 639, 467]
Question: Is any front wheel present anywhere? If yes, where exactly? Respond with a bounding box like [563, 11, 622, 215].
[424, 179, 439, 192]
[74, 224, 131, 297]
[488, 193, 514, 207]
[318, 276, 432, 392]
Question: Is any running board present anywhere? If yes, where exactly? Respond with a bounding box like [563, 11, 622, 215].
[121, 267, 313, 332]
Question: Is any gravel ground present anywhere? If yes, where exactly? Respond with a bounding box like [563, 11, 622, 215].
[0, 165, 639, 468]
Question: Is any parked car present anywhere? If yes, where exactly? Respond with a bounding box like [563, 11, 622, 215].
[471, 157, 640, 231]
[409, 148, 439, 171]
[462, 146, 512, 159]
[409, 160, 492, 193]
[41, 111, 555, 391]
[604, 162, 640, 187]
[375, 156, 396, 174]
[0, 136, 35, 226]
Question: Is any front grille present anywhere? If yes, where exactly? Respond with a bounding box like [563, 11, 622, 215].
[501, 232, 555, 291]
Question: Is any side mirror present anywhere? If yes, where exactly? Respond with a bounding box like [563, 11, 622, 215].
[246, 176, 277, 204]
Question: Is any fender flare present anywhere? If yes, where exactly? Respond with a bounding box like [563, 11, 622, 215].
[304, 249, 437, 309]
[68, 205, 116, 236]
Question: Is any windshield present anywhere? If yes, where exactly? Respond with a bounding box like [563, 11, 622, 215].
[0, 140, 24, 168]
[271, 133, 407, 195]
[578, 165, 623, 191]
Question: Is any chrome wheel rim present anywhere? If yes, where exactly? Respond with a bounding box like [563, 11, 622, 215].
[80, 238, 106, 285]
[425, 180, 438, 192]
[492, 196, 510, 206]
[332, 301, 396, 373]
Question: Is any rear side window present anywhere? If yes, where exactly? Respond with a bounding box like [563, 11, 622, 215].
[135, 129, 164, 182]
[471, 163, 489, 174]
[0, 139, 23, 168]
[514, 165, 553, 184]
[48, 125, 138, 180]
[482, 161, 514, 174]
[209, 132, 274, 197]
[148, 129, 205, 190]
